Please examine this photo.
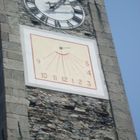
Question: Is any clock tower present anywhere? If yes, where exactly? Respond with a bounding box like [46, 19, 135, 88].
[0, 0, 136, 140]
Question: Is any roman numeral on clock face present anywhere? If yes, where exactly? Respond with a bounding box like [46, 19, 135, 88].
[55, 20, 61, 28]
[67, 20, 73, 27]
[40, 14, 47, 22]
[72, 15, 82, 24]
[73, 8, 83, 15]
[26, 0, 35, 4]
[29, 6, 39, 15]
[27, 2, 35, 8]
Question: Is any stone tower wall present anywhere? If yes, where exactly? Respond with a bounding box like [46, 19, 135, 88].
[0, 0, 136, 139]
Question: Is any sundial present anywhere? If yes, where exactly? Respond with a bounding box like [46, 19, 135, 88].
[20, 25, 108, 99]
[31, 33, 96, 89]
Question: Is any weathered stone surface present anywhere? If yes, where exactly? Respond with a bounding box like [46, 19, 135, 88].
[3, 58, 23, 71]
[27, 90, 115, 140]
[0, 13, 7, 23]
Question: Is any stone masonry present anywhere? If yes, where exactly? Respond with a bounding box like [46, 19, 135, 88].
[0, 0, 137, 140]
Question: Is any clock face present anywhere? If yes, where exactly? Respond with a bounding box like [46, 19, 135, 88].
[24, 0, 85, 29]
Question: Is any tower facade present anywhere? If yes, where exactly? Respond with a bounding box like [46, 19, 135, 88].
[0, 0, 136, 140]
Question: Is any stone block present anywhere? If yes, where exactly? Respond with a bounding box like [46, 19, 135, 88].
[7, 117, 18, 130]
[6, 95, 29, 105]
[7, 115, 30, 133]
[104, 72, 121, 84]
[2, 41, 21, 52]
[3, 50, 23, 61]
[117, 129, 137, 140]
[89, 0, 105, 11]
[1, 31, 9, 41]
[107, 82, 125, 94]
[0, 23, 10, 33]
[102, 64, 121, 74]
[18, 116, 30, 131]
[96, 31, 113, 41]
[6, 102, 28, 116]
[100, 55, 118, 66]
[102, 21, 112, 33]
[4, 68, 24, 81]
[0, 13, 7, 23]
[4, 0, 18, 12]
[12, 70, 24, 81]
[5, 87, 13, 95]
[95, 0, 105, 6]
[111, 99, 130, 115]
[13, 89, 27, 98]
[3, 58, 23, 71]
[98, 41, 115, 54]
[6, 51, 23, 61]
[7, 136, 18, 140]
[5, 88, 26, 99]
[4, 78, 25, 89]
[4, 68, 13, 79]
[9, 25, 20, 35]
[8, 16, 19, 26]
[108, 91, 124, 101]
[0, 0, 4, 11]
[9, 34, 20, 43]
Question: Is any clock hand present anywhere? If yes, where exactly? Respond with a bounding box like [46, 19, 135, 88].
[46, 2, 56, 9]
[48, 0, 66, 11]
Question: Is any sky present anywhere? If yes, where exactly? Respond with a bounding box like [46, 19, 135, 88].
[105, 0, 140, 139]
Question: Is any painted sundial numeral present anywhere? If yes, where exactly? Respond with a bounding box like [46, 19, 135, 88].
[79, 79, 82, 85]
[53, 75, 57, 81]
[87, 81, 91, 87]
[41, 73, 48, 79]
[62, 76, 68, 82]
[87, 70, 92, 76]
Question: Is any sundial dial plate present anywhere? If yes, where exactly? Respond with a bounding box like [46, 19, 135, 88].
[20, 25, 108, 99]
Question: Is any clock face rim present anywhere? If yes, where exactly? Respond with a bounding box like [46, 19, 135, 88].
[23, 0, 85, 29]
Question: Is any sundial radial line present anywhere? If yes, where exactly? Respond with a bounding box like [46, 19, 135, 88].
[45, 53, 58, 72]
[70, 60, 82, 78]
[70, 58, 85, 77]
[70, 53, 83, 62]
[73, 61, 86, 76]
[61, 55, 66, 76]
[70, 53, 85, 68]
[66, 55, 80, 77]
[70, 54, 85, 70]
[64, 55, 72, 77]
[43, 51, 56, 60]
[56, 54, 61, 74]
